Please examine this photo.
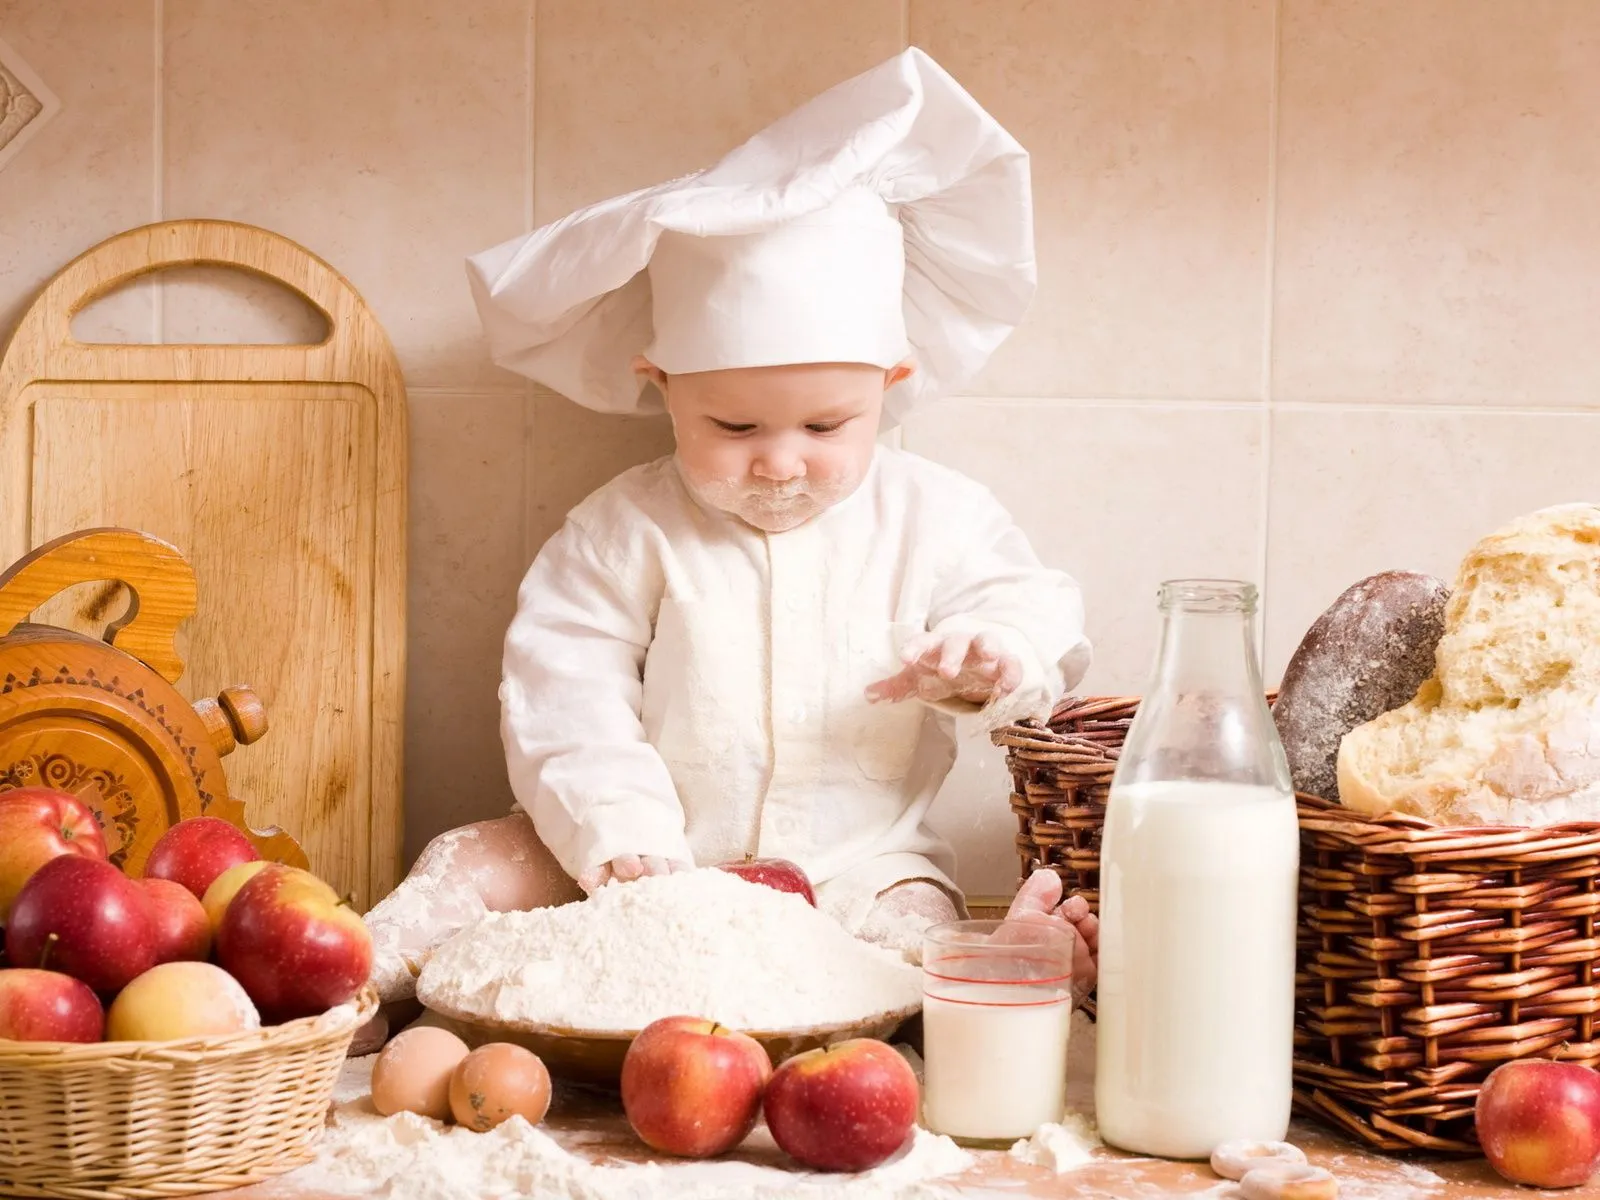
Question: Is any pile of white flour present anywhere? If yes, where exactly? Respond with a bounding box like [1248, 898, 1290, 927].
[291, 1058, 972, 1200]
[1008, 1009, 1101, 1173]
[417, 870, 922, 1030]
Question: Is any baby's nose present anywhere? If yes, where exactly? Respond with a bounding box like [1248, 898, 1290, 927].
[751, 449, 805, 481]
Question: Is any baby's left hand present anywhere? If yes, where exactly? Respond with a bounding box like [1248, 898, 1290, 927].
[865, 629, 1022, 707]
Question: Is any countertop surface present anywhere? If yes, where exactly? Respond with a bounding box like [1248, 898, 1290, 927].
[212, 1059, 1572, 1199]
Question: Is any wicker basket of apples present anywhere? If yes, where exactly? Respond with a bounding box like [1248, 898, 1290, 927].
[0, 790, 377, 1200]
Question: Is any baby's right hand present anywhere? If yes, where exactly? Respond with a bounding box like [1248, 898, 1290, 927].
[578, 854, 691, 894]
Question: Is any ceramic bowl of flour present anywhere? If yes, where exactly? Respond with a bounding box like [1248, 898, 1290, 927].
[419, 1000, 923, 1088]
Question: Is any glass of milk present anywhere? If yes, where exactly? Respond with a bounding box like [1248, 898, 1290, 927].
[1095, 580, 1300, 1161]
[920, 918, 1075, 1146]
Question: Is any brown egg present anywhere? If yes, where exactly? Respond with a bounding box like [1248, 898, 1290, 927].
[370, 1026, 471, 1120]
[448, 1042, 553, 1131]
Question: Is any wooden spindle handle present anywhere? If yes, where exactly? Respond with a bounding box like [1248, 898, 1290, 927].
[0, 528, 197, 683]
[194, 686, 270, 757]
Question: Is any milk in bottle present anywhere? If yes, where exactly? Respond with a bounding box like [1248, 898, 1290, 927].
[1094, 580, 1300, 1160]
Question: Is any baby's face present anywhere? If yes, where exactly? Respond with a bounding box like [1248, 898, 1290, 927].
[654, 361, 904, 533]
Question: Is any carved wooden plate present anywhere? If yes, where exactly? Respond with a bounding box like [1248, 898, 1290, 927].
[0, 528, 306, 872]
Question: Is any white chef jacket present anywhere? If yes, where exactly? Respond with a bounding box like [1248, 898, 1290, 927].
[500, 446, 1091, 930]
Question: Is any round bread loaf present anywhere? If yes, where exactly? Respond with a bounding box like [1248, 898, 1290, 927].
[1272, 571, 1449, 801]
[1338, 503, 1600, 825]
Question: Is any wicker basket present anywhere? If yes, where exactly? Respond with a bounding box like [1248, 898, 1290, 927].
[0, 985, 378, 1199]
[996, 696, 1600, 1155]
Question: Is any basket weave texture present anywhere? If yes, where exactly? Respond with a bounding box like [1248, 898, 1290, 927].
[996, 696, 1600, 1155]
[0, 985, 378, 1199]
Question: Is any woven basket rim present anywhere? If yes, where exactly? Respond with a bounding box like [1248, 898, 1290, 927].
[0, 985, 378, 1067]
[1297, 792, 1600, 842]
[997, 695, 1600, 845]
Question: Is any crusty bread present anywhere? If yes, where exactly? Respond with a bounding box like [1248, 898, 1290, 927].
[1337, 503, 1600, 825]
[1273, 571, 1449, 801]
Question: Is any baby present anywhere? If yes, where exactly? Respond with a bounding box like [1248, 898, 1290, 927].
[361, 48, 1098, 1043]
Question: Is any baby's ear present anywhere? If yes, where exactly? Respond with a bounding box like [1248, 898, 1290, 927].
[885, 358, 917, 389]
[632, 355, 668, 391]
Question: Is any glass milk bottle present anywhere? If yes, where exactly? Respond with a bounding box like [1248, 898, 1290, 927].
[1095, 580, 1299, 1160]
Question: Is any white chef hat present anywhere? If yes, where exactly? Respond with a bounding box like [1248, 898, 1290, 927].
[465, 47, 1034, 427]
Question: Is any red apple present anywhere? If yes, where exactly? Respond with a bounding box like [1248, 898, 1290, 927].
[621, 1016, 773, 1157]
[143, 816, 260, 900]
[5, 856, 157, 994]
[763, 1038, 918, 1172]
[1477, 1059, 1600, 1188]
[215, 864, 372, 1021]
[0, 968, 104, 1042]
[136, 877, 212, 963]
[715, 856, 817, 906]
[0, 787, 109, 922]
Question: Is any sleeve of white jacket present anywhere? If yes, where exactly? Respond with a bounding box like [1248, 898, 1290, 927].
[500, 520, 695, 880]
[924, 490, 1093, 731]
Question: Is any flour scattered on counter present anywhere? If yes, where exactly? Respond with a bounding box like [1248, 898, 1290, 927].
[1391, 1162, 1445, 1186]
[1320, 1151, 1448, 1197]
[1008, 1011, 1101, 1174]
[291, 1104, 972, 1200]
[1008, 1112, 1098, 1173]
[331, 1055, 377, 1106]
[418, 869, 922, 1030]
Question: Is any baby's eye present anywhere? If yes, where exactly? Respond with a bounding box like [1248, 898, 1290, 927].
[806, 421, 845, 435]
[711, 419, 757, 434]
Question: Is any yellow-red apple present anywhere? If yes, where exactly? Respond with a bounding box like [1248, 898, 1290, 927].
[763, 1038, 918, 1172]
[200, 860, 271, 931]
[621, 1016, 772, 1157]
[215, 864, 372, 1020]
[1477, 1059, 1600, 1188]
[106, 961, 260, 1041]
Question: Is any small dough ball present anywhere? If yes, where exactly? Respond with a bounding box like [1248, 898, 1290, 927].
[1211, 1138, 1308, 1181]
[370, 1026, 471, 1119]
[449, 1042, 552, 1131]
[1240, 1162, 1338, 1200]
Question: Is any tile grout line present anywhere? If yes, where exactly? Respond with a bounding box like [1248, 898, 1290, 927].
[151, 0, 165, 342]
[522, 0, 537, 565]
[1255, 0, 1283, 671]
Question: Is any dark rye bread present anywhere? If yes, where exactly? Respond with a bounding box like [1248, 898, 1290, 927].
[1273, 571, 1450, 801]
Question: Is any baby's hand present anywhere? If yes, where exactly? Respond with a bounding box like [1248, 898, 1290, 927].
[865, 629, 1022, 707]
[1004, 868, 1099, 1005]
[577, 854, 691, 895]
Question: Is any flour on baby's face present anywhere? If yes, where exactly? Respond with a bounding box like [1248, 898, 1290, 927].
[687, 473, 857, 532]
[658, 361, 894, 533]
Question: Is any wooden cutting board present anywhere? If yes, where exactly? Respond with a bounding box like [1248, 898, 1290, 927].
[0, 219, 407, 910]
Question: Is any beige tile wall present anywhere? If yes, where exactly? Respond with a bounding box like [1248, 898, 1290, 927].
[3, 0, 1597, 896]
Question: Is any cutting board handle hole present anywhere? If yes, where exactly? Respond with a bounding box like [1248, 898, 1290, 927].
[71, 265, 331, 347]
